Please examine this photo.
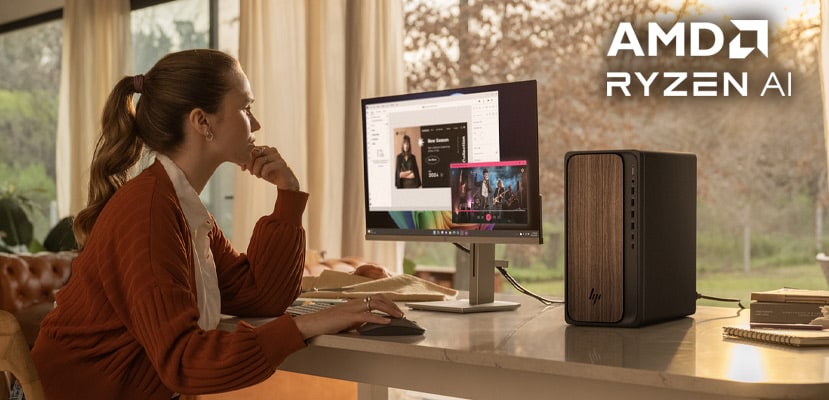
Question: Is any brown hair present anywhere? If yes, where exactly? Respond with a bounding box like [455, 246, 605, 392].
[401, 134, 412, 156]
[73, 49, 240, 248]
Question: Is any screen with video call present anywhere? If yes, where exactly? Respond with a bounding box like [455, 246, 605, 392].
[361, 80, 541, 244]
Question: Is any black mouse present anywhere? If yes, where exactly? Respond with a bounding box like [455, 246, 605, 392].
[357, 317, 425, 336]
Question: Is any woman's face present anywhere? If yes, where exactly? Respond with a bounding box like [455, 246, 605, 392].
[402, 139, 410, 152]
[210, 67, 261, 166]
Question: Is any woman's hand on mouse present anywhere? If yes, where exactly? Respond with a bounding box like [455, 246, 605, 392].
[292, 294, 404, 340]
[241, 145, 300, 191]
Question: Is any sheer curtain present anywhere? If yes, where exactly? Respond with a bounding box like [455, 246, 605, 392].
[235, 0, 305, 254]
[342, 1, 407, 271]
[823, 0, 829, 188]
[237, 0, 405, 271]
[56, 0, 132, 217]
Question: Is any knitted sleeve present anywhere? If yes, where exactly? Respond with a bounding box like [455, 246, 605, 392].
[212, 189, 309, 317]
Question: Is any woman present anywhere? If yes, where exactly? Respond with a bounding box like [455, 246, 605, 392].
[395, 134, 421, 188]
[31, 49, 402, 399]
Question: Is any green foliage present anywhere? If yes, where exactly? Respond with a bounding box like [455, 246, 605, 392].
[403, 242, 457, 267]
[750, 234, 814, 267]
[42, 216, 78, 252]
[0, 164, 56, 251]
[402, 258, 417, 275]
[540, 222, 563, 269]
[0, 89, 59, 180]
[502, 264, 563, 283]
[696, 228, 741, 272]
[0, 183, 36, 249]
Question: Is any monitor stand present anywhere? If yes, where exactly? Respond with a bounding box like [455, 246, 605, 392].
[406, 243, 521, 313]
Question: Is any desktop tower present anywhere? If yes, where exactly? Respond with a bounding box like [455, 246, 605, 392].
[564, 150, 697, 327]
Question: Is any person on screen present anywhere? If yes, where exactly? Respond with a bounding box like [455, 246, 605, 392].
[395, 134, 421, 188]
[475, 168, 492, 209]
[493, 178, 506, 209]
[505, 185, 518, 209]
[30, 49, 403, 400]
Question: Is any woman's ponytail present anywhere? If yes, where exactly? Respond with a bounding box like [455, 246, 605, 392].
[73, 76, 144, 248]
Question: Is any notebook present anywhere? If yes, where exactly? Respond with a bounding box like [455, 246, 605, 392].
[723, 325, 829, 347]
[750, 288, 829, 304]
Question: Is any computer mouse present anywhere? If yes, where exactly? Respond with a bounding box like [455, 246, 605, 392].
[357, 317, 425, 336]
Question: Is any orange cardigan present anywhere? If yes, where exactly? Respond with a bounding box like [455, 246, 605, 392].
[33, 160, 308, 399]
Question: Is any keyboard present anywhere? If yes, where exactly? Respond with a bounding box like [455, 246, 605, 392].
[285, 299, 342, 316]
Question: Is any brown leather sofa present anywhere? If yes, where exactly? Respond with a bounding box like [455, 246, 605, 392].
[0, 252, 76, 347]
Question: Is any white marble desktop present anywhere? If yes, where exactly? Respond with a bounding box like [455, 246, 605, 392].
[224, 295, 829, 400]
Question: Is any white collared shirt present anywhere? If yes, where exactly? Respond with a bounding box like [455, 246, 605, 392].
[157, 154, 221, 330]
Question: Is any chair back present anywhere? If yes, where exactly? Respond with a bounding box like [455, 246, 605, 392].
[0, 310, 45, 400]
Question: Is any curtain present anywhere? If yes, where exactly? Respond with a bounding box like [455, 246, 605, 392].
[236, 0, 306, 253]
[822, 0, 829, 194]
[237, 0, 405, 271]
[56, 0, 132, 218]
[342, 0, 407, 271]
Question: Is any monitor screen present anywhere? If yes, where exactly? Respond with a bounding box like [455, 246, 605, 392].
[361, 80, 542, 245]
[360, 80, 542, 313]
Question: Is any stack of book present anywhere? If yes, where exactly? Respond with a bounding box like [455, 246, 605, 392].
[750, 288, 829, 325]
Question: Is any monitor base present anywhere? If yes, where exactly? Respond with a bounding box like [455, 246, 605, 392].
[405, 299, 520, 313]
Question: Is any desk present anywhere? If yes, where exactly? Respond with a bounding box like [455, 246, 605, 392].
[224, 295, 829, 400]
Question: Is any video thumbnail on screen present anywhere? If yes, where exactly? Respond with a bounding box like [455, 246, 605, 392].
[451, 160, 529, 225]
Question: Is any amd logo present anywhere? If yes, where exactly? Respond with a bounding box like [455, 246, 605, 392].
[589, 288, 601, 305]
[605, 20, 792, 97]
[607, 20, 768, 59]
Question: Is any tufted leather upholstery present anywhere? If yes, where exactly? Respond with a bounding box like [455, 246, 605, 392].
[0, 252, 76, 348]
[0, 252, 75, 315]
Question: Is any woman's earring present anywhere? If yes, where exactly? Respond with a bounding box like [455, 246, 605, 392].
[205, 129, 215, 142]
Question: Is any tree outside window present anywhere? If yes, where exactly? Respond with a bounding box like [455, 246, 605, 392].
[403, 0, 826, 302]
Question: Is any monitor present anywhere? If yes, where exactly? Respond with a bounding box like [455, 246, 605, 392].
[361, 80, 542, 312]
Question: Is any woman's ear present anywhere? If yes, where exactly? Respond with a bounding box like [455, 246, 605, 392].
[187, 108, 212, 138]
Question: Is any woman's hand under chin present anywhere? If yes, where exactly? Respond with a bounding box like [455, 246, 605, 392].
[240, 146, 300, 191]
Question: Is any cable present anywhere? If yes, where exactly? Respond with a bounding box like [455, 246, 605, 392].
[452, 242, 469, 253]
[697, 292, 745, 309]
[452, 242, 563, 306]
[496, 266, 564, 305]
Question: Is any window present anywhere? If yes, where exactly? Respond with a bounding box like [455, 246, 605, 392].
[131, 0, 210, 74]
[403, 0, 825, 304]
[0, 18, 62, 246]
